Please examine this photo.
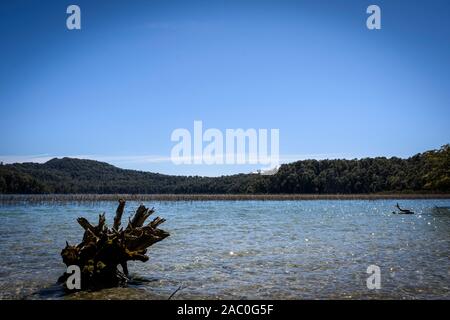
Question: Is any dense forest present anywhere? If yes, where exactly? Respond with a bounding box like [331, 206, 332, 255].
[0, 145, 449, 194]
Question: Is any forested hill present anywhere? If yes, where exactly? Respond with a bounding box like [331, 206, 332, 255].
[0, 145, 449, 194]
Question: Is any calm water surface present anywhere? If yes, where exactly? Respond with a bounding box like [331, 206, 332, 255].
[0, 200, 449, 299]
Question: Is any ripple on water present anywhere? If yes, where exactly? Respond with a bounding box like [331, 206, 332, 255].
[0, 200, 449, 299]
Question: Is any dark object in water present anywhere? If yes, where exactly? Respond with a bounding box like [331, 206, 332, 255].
[393, 203, 414, 214]
[432, 206, 450, 215]
[59, 199, 169, 290]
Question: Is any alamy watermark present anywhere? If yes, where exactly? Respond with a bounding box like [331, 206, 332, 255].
[66, 5, 81, 30]
[366, 264, 381, 289]
[366, 5, 381, 30]
[170, 121, 280, 173]
[63, 263, 383, 291]
[65, 4, 381, 31]
[66, 265, 81, 290]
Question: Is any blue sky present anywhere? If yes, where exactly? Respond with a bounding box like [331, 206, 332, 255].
[0, 0, 449, 176]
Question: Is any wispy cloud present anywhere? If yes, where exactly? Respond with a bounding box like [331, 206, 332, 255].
[0, 153, 352, 165]
[0, 154, 170, 165]
[0, 154, 56, 164]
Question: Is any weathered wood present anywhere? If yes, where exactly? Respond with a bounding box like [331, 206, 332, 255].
[77, 217, 96, 234]
[395, 202, 414, 214]
[113, 199, 126, 230]
[130, 205, 154, 228]
[60, 200, 169, 290]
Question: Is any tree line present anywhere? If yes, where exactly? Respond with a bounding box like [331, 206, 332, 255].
[0, 145, 448, 194]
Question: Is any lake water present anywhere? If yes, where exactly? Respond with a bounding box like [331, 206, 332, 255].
[0, 199, 449, 300]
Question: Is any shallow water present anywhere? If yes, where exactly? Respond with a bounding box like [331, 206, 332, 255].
[0, 200, 449, 300]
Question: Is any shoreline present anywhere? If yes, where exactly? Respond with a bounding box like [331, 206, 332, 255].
[1, 193, 450, 202]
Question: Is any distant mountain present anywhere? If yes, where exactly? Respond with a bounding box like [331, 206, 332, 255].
[0, 145, 448, 194]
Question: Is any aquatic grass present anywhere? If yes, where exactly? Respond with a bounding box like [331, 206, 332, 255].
[0, 193, 449, 203]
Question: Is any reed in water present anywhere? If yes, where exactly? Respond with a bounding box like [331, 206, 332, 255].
[1, 193, 449, 203]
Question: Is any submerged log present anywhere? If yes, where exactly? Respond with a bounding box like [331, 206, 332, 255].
[394, 202, 414, 214]
[59, 200, 169, 290]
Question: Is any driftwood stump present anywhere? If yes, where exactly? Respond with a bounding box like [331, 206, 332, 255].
[59, 199, 169, 289]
